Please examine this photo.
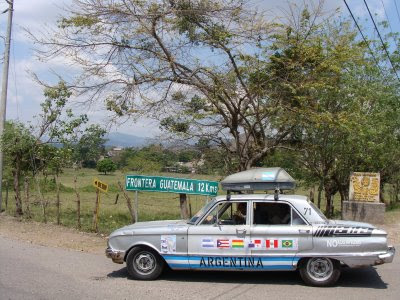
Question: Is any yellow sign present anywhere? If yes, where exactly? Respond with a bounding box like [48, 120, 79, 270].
[93, 178, 108, 193]
[349, 172, 380, 202]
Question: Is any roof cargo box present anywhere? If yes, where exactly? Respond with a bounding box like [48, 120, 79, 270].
[221, 167, 296, 192]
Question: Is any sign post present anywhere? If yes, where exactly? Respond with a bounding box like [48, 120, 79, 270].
[135, 191, 138, 222]
[125, 175, 219, 221]
[92, 178, 108, 232]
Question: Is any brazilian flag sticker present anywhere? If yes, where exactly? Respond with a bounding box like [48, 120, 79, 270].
[282, 240, 293, 248]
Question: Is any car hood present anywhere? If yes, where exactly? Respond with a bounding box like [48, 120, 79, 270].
[109, 219, 189, 238]
[328, 219, 376, 228]
[121, 219, 187, 230]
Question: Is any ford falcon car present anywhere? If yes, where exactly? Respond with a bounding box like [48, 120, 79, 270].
[106, 168, 395, 287]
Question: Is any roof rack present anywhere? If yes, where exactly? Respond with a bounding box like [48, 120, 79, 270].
[221, 168, 296, 200]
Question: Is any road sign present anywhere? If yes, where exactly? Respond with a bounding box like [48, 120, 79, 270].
[125, 175, 219, 196]
[93, 178, 108, 193]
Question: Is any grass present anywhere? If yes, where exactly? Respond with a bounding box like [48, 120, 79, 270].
[2, 168, 399, 234]
[1, 169, 221, 234]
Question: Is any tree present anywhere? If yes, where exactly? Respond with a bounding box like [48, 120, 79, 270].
[263, 9, 400, 215]
[126, 154, 162, 173]
[97, 158, 117, 175]
[32, 81, 88, 222]
[0, 122, 36, 215]
[73, 125, 107, 168]
[30, 0, 298, 171]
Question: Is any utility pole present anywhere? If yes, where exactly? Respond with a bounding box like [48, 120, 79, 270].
[0, 0, 14, 212]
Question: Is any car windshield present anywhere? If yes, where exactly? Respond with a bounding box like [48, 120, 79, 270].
[187, 198, 217, 224]
[308, 201, 329, 223]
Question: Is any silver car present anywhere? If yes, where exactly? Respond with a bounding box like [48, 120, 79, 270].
[106, 168, 395, 287]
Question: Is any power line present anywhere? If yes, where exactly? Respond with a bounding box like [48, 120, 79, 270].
[342, 0, 384, 76]
[380, 0, 394, 34]
[363, 0, 400, 81]
[394, 0, 400, 24]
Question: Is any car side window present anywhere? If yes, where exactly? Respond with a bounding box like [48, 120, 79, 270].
[253, 202, 291, 225]
[292, 208, 307, 225]
[200, 201, 247, 225]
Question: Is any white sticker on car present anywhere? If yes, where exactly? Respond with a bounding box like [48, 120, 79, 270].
[161, 235, 176, 253]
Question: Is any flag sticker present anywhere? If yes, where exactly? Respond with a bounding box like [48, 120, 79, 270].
[217, 239, 230, 249]
[261, 238, 298, 250]
[201, 238, 214, 248]
[249, 239, 262, 249]
[282, 240, 293, 248]
[266, 239, 279, 249]
[231, 239, 244, 248]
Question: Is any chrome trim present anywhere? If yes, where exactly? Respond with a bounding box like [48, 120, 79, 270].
[377, 246, 395, 264]
[106, 247, 125, 264]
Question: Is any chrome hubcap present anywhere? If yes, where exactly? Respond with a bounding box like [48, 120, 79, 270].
[307, 258, 333, 282]
[134, 252, 156, 275]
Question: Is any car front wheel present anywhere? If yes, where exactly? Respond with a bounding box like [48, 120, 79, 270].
[126, 247, 164, 280]
[299, 257, 341, 287]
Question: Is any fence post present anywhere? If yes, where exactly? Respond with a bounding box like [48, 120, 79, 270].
[5, 180, 8, 210]
[179, 193, 189, 219]
[74, 175, 81, 229]
[118, 181, 135, 223]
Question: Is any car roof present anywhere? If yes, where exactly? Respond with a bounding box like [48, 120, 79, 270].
[214, 194, 308, 205]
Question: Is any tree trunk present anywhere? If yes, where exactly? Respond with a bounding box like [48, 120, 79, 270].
[179, 193, 189, 219]
[24, 177, 31, 218]
[55, 174, 61, 225]
[380, 183, 385, 203]
[317, 182, 323, 209]
[325, 191, 332, 218]
[309, 186, 315, 203]
[338, 186, 346, 219]
[188, 196, 192, 218]
[74, 176, 81, 229]
[12, 159, 23, 216]
[118, 181, 135, 223]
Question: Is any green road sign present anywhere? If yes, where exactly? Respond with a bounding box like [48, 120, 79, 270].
[125, 175, 219, 196]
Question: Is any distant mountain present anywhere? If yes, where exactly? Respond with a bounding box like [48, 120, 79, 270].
[105, 132, 153, 148]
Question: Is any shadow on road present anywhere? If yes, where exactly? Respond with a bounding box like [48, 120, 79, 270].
[107, 266, 387, 289]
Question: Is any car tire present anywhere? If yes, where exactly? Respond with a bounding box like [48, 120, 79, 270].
[126, 247, 164, 280]
[299, 257, 341, 287]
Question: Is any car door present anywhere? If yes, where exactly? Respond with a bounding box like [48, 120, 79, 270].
[250, 200, 313, 270]
[187, 200, 252, 270]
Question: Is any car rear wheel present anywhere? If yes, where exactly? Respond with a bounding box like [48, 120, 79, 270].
[126, 247, 164, 280]
[299, 257, 341, 287]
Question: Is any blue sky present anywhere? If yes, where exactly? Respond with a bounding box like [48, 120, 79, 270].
[0, 0, 399, 138]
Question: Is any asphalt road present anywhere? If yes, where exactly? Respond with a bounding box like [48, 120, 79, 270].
[0, 236, 398, 300]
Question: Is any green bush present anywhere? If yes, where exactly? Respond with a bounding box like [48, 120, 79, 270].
[96, 158, 117, 175]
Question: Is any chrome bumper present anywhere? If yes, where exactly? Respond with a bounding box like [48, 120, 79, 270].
[376, 246, 395, 265]
[105, 247, 125, 264]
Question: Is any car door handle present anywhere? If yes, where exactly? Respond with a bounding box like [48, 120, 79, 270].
[298, 229, 310, 234]
[236, 229, 247, 235]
